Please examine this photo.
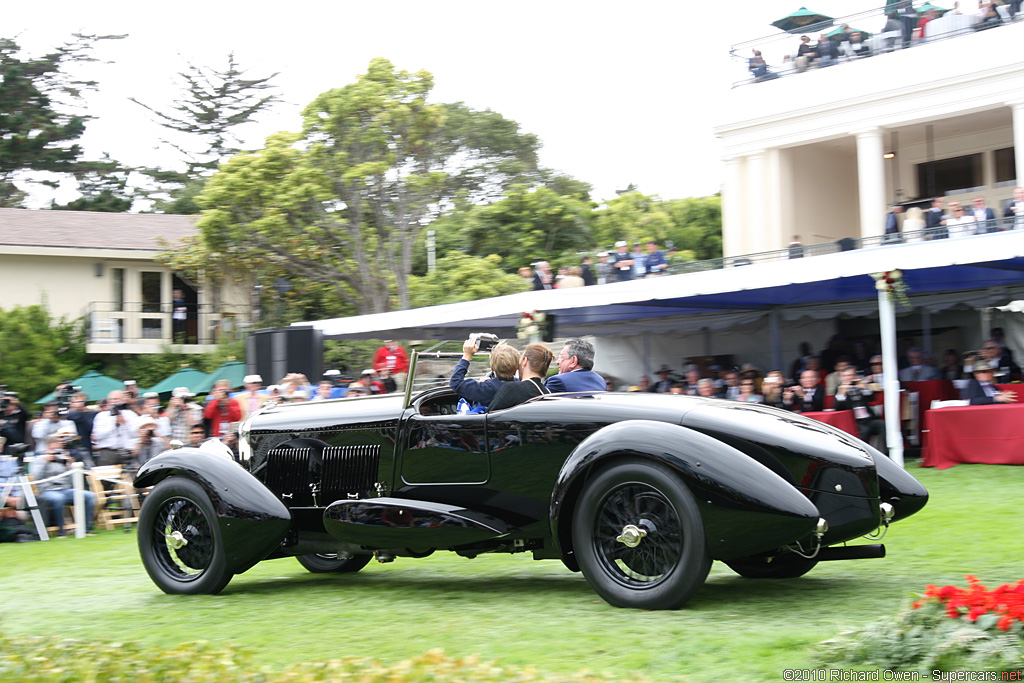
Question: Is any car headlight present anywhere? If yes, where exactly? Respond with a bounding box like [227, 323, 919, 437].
[238, 415, 253, 463]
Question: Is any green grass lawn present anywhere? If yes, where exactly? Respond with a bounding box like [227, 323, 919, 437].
[1, 463, 1020, 682]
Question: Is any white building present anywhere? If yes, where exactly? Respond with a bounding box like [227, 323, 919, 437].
[0, 208, 254, 355]
[715, 18, 1024, 256]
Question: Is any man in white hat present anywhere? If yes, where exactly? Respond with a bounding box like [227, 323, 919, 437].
[133, 416, 170, 467]
[166, 387, 202, 443]
[610, 241, 635, 282]
[235, 374, 267, 419]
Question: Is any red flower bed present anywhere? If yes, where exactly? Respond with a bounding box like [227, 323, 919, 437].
[913, 575, 1024, 632]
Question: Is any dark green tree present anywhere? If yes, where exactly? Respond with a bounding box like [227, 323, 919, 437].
[50, 155, 133, 212]
[0, 33, 124, 207]
[0, 304, 87, 403]
[131, 52, 281, 212]
[663, 195, 723, 260]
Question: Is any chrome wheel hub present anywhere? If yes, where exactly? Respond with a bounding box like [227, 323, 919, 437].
[167, 529, 188, 550]
[615, 524, 648, 548]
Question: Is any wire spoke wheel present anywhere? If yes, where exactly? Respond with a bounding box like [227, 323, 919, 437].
[154, 498, 215, 579]
[593, 484, 683, 587]
[572, 458, 710, 610]
[138, 477, 231, 595]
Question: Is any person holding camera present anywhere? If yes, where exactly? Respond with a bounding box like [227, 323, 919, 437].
[30, 402, 77, 456]
[203, 380, 241, 438]
[1, 391, 30, 456]
[29, 434, 96, 537]
[833, 366, 885, 445]
[132, 418, 170, 467]
[449, 336, 520, 409]
[92, 390, 143, 466]
[781, 370, 825, 413]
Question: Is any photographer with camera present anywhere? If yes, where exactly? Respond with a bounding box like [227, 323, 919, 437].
[92, 390, 143, 466]
[781, 370, 825, 413]
[30, 402, 78, 456]
[449, 334, 520, 409]
[833, 366, 885, 445]
[29, 434, 96, 537]
[203, 379, 241, 438]
[132, 417, 170, 467]
[0, 390, 30, 457]
[65, 392, 96, 466]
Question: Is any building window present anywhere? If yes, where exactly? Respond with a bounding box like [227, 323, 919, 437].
[142, 318, 163, 339]
[916, 153, 984, 197]
[112, 268, 125, 312]
[140, 272, 162, 313]
[994, 147, 1016, 187]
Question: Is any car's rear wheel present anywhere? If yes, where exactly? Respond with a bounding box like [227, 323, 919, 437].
[724, 553, 819, 579]
[572, 459, 710, 610]
[296, 553, 372, 573]
[138, 476, 232, 595]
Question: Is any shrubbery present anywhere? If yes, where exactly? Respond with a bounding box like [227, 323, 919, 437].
[820, 576, 1024, 672]
[0, 636, 637, 682]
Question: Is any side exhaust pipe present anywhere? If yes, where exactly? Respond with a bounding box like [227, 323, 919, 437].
[817, 544, 886, 561]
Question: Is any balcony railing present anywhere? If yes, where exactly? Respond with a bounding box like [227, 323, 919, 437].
[730, 2, 1020, 88]
[83, 301, 253, 347]
[666, 216, 1021, 275]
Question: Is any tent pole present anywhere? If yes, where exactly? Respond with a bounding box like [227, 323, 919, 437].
[878, 289, 904, 467]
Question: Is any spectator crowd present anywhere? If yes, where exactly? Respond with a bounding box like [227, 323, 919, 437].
[526, 240, 671, 290]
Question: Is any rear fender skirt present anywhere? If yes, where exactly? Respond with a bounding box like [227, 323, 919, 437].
[324, 497, 516, 552]
[550, 420, 821, 562]
[135, 450, 291, 574]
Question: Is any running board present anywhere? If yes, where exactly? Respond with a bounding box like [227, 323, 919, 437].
[818, 544, 885, 561]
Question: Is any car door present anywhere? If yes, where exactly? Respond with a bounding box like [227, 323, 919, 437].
[399, 412, 489, 485]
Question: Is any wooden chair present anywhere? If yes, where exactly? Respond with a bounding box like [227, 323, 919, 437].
[88, 466, 140, 530]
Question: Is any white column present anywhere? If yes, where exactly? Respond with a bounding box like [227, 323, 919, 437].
[1011, 101, 1024, 188]
[856, 129, 886, 239]
[878, 289, 904, 467]
[746, 151, 767, 254]
[722, 157, 744, 258]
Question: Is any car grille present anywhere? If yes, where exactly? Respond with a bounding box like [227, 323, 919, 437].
[264, 445, 380, 506]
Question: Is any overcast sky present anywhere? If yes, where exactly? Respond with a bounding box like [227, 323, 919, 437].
[7, 0, 948, 208]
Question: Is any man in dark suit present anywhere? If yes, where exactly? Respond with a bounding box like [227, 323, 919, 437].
[545, 339, 606, 393]
[833, 367, 884, 444]
[966, 360, 1017, 404]
[884, 205, 902, 244]
[971, 196, 997, 233]
[925, 197, 948, 240]
[782, 370, 825, 413]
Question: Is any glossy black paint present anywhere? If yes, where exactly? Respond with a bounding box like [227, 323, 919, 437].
[323, 497, 516, 551]
[135, 449, 291, 574]
[152, 387, 927, 582]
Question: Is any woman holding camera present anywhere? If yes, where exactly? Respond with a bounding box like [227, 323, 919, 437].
[449, 337, 520, 409]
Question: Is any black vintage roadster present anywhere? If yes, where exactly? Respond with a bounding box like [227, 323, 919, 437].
[134, 349, 927, 610]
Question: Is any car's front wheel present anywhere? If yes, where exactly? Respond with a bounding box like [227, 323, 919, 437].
[724, 553, 819, 579]
[572, 459, 710, 610]
[296, 553, 372, 573]
[138, 476, 232, 595]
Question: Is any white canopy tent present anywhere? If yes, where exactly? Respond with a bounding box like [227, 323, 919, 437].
[300, 231, 1024, 465]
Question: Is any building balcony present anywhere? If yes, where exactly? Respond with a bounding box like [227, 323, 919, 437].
[84, 301, 253, 355]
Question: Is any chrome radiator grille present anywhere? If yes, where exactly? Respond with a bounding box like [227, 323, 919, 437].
[264, 445, 380, 506]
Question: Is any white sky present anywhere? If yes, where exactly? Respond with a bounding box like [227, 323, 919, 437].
[6, 0, 945, 208]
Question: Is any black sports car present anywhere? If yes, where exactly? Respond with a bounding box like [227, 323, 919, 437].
[134, 349, 927, 610]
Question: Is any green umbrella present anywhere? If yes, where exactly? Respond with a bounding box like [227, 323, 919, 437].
[33, 370, 125, 404]
[145, 366, 212, 397]
[194, 360, 248, 394]
[771, 7, 834, 33]
[916, 2, 948, 15]
[826, 25, 871, 40]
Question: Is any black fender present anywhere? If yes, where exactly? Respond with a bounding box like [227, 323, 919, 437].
[135, 449, 291, 575]
[549, 420, 821, 563]
[869, 445, 929, 522]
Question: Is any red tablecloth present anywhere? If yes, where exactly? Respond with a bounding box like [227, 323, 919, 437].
[922, 403, 1024, 469]
[802, 410, 860, 438]
[903, 380, 957, 408]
